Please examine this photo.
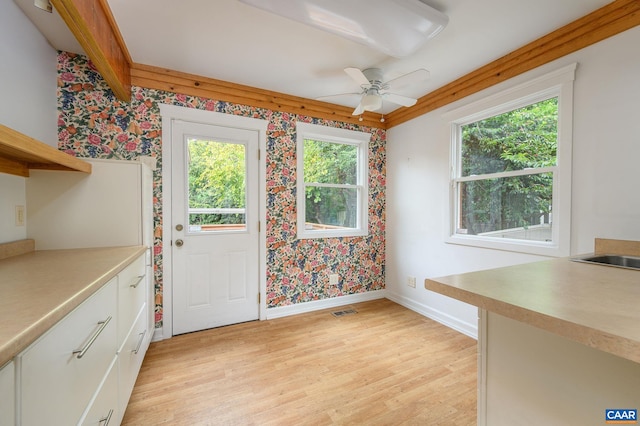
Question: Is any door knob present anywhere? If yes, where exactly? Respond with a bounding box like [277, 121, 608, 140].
[175, 239, 184, 247]
[175, 224, 184, 231]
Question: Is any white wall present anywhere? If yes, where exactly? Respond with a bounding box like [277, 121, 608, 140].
[0, 2, 58, 146]
[0, 1, 57, 244]
[386, 26, 640, 338]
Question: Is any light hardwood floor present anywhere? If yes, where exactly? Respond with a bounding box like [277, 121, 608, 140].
[122, 299, 477, 425]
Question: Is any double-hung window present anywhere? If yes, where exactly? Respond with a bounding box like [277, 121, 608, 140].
[296, 122, 369, 239]
[447, 64, 576, 256]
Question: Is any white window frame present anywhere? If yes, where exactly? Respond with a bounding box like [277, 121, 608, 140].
[445, 63, 576, 257]
[296, 122, 369, 239]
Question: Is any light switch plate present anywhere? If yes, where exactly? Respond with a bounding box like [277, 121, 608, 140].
[407, 276, 417, 288]
[15, 205, 25, 226]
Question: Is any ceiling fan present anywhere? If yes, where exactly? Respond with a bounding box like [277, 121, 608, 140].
[318, 67, 429, 116]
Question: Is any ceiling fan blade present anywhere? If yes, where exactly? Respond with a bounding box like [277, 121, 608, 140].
[316, 92, 361, 101]
[345, 67, 371, 87]
[383, 93, 418, 107]
[385, 69, 430, 91]
[352, 101, 365, 116]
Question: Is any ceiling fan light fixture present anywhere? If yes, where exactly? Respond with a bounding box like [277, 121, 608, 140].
[361, 91, 383, 112]
[34, 0, 52, 13]
[237, 0, 448, 58]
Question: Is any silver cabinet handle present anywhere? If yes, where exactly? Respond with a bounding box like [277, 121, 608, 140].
[133, 330, 147, 355]
[73, 316, 112, 359]
[130, 275, 145, 288]
[99, 409, 114, 425]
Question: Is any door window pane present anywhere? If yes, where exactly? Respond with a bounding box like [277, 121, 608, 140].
[187, 138, 246, 232]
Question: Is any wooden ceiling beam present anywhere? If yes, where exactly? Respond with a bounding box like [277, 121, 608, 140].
[131, 63, 386, 129]
[384, 0, 640, 128]
[52, 0, 132, 101]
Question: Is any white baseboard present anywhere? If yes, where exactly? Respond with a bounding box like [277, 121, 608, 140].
[153, 290, 475, 341]
[385, 292, 478, 339]
[266, 290, 386, 320]
[152, 327, 165, 342]
[153, 291, 386, 341]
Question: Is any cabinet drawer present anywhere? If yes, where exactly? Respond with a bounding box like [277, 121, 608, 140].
[19, 278, 117, 426]
[118, 305, 148, 419]
[78, 357, 118, 426]
[117, 254, 146, 348]
[0, 361, 14, 426]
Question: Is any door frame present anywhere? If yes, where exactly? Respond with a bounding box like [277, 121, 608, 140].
[159, 104, 268, 340]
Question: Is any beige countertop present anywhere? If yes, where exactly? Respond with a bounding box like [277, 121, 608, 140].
[425, 257, 640, 364]
[0, 246, 146, 367]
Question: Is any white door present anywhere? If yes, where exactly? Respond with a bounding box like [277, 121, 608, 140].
[172, 120, 260, 335]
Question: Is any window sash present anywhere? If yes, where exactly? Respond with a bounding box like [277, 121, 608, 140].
[304, 182, 362, 189]
[453, 166, 556, 183]
[445, 63, 575, 256]
[296, 122, 369, 239]
[453, 171, 557, 236]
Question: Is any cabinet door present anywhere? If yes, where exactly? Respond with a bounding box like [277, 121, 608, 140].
[118, 306, 149, 422]
[146, 259, 155, 344]
[19, 279, 117, 425]
[0, 361, 14, 426]
[78, 357, 118, 426]
[141, 162, 156, 344]
[117, 254, 146, 350]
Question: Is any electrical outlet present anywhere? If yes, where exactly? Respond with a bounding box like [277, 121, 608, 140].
[15, 205, 25, 226]
[407, 276, 416, 288]
[329, 274, 339, 285]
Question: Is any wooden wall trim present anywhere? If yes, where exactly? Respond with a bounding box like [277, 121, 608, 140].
[384, 0, 640, 128]
[58, 0, 637, 129]
[52, 0, 132, 101]
[130, 64, 385, 128]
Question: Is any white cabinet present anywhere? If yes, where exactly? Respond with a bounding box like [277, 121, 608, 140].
[0, 361, 14, 426]
[15, 252, 151, 426]
[117, 254, 147, 347]
[479, 310, 640, 425]
[19, 279, 117, 425]
[26, 160, 153, 251]
[115, 253, 150, 424]
[13, 158, 155, 425]
[117, 309, 148, 422]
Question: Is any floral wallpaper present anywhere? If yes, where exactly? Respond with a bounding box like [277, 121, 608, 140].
[57, 52, 385, 328]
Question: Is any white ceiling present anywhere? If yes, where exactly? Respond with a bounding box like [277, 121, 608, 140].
[17, 0, 611, 114]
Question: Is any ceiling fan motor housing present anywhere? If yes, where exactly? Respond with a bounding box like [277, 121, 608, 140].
[362, 68, 385, 89]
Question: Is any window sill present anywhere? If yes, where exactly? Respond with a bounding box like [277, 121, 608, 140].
[297, 229, 368, 240]
[445, 234, 568, 257]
